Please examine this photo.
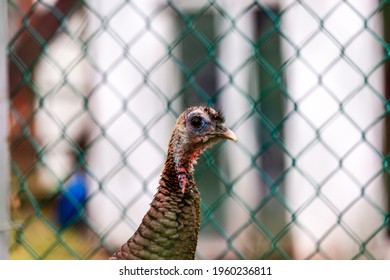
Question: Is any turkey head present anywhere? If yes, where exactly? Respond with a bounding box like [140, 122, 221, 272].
[168, 106, 237, 193]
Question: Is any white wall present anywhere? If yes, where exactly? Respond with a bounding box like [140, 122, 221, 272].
[280, 0, 387, 259]
[85, 0, 179, 248]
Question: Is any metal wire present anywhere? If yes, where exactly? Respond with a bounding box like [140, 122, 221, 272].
[5, 0, 390, 260]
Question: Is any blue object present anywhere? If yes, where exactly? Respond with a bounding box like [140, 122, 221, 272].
[57, 171, 87, 228]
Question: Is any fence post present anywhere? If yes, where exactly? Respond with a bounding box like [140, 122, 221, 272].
[0, 0, 9, 260]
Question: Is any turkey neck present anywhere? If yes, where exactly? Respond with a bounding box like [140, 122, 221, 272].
[154, 148, 201, 259]
[111, 151, 201, 260]
[153, 121, 204, 259]
[110, 126, 203, 260]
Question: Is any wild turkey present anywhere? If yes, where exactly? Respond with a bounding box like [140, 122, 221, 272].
[110, 106, 237, 260]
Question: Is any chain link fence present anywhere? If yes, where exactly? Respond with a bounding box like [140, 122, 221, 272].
[4, 0, 390, 259]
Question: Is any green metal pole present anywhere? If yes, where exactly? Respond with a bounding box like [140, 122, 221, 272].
[0, 0, 10, 260]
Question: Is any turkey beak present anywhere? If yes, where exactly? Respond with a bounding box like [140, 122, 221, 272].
[220, 127, 238, 143]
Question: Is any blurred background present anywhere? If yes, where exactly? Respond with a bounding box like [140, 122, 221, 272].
[1, 0, 390, 259]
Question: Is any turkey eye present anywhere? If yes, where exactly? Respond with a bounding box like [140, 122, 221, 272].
[189, 116, 204, 129]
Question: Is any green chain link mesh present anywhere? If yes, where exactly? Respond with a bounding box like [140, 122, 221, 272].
[6, 0, 390, 260]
